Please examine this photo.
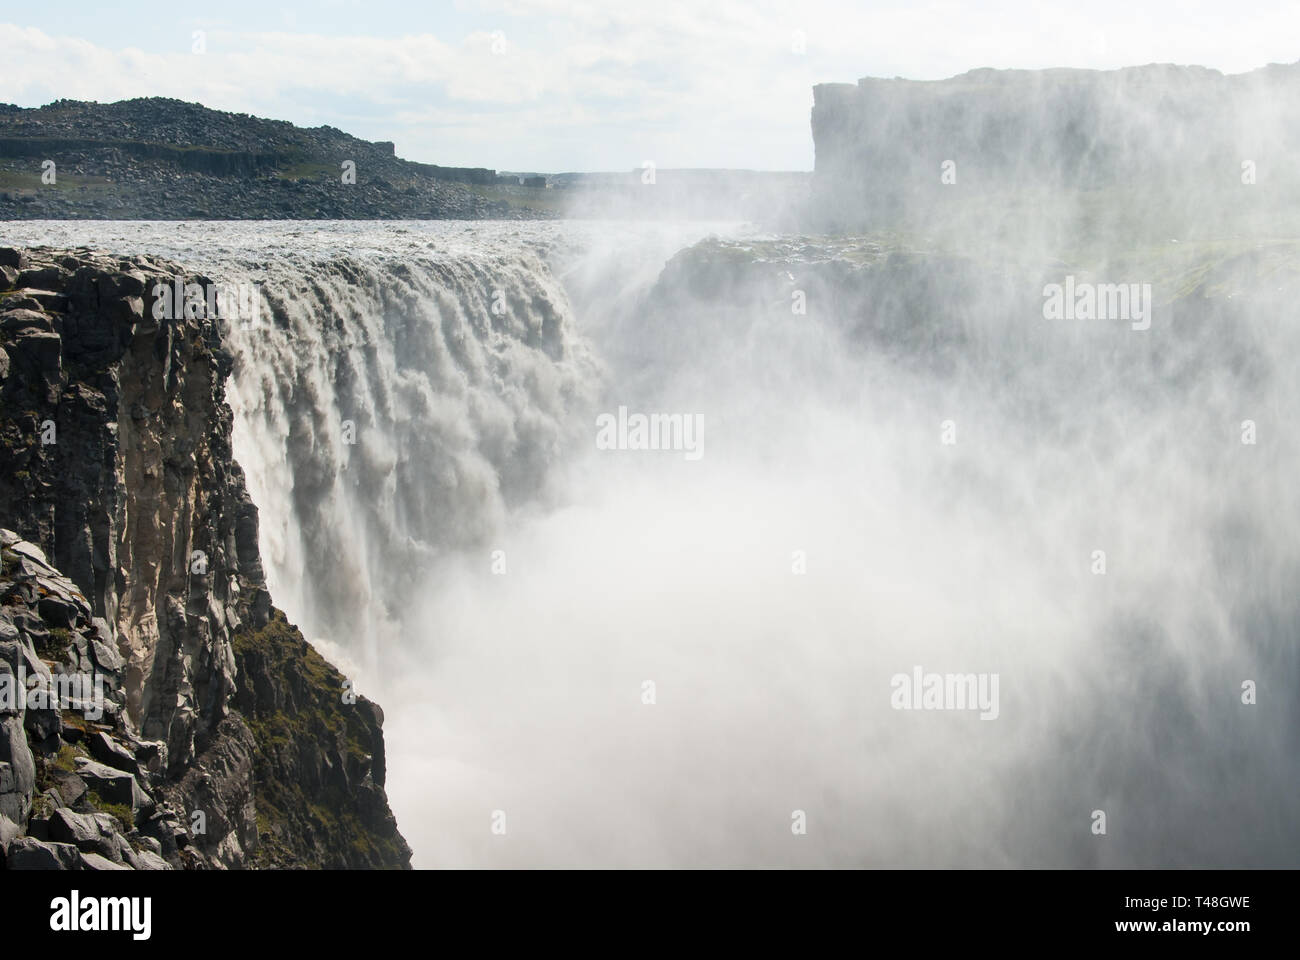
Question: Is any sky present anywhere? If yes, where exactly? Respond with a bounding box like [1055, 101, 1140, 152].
[1, 1, 1298, 171]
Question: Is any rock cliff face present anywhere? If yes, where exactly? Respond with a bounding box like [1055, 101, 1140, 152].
[0, 245, 410, 869]
[809, 62, 1300, 237]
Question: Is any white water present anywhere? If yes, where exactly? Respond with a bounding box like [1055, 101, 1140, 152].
[3, 220, 1297, 867]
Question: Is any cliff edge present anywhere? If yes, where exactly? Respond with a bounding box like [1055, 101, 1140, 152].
[809, 61, 1300, 241]
[0, 245, 410, 869]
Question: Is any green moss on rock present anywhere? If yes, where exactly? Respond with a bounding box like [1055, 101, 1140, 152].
[232, 608, 411, 869]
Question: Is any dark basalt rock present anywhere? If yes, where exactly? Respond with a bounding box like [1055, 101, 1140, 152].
[0, 248, 410, 870]
[5, 836, 82, 869]
[0, 98, 553, 221]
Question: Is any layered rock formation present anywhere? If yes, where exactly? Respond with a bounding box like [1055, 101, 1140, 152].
[810, 62, 1300, 239]
[0, 245, 410, 868]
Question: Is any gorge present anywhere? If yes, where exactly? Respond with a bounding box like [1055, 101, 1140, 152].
[2, 59, 1299, 870]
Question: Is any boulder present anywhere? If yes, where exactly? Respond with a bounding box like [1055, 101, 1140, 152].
[49, 807, 104, 845]
[133, 849, 173, 870]
[16, 265, 67, 289]
[0, 307, 53, 334]
[90, 638, 124, 672]
[4, 329, 61, 392]
[79, 851, 132, 870]
[4, 836, 80, 869]
[9, 539, 53, 569]
[138, 809, 185, 859]
[23, 698, 62, 743]
[104, 270, 147, 299]
[49, 807, 131, 861]
[0, 715, 35, 824]
[0, 294, 44, 312]
[74, 757, 151, 816]
[45, 768, 88, 807]
[26, 289, 69, 313]
[88, 731, 140, 776]
[133, 739, 167, 776]
[132, 833, 163, 856]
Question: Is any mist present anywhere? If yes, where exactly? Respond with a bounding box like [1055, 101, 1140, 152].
[375, 220, 1300, 867]
[4, 57, 1297, 870]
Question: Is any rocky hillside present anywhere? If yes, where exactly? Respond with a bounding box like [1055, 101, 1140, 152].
[0, 245, 410, 869]
[0, 98, 554, 220]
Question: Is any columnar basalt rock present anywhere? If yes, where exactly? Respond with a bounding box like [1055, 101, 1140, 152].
[0, 246, 410, 869]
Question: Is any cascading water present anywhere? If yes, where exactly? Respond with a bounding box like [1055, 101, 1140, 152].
[4, 221, 1298, 868]
[222, 244, 601, 682]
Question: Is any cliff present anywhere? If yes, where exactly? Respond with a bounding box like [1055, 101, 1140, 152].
[0, 245, 410, 869]
[809, 62, 1300, 240]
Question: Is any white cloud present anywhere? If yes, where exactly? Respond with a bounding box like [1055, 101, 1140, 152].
[3, 2, 1299, 170]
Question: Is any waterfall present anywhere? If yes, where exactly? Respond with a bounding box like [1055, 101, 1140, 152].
[222, 242, 603, 681]
[4, 220, 1297, 868]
